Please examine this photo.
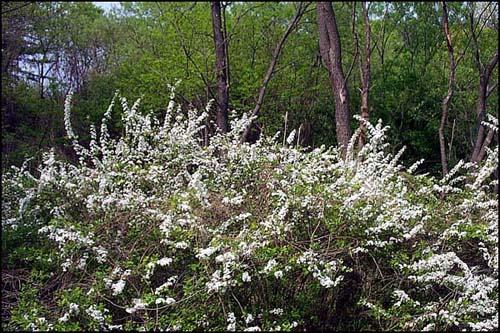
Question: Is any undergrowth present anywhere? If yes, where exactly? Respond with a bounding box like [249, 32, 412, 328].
[1, 87, 498, 331]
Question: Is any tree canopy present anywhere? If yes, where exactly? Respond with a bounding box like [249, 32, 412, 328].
[2, 1, 498, 174]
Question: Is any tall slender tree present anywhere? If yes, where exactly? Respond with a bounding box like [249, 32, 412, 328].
[439, 1, 456, 176]
[469, 2, 498, 163]
[357, 1, 372, 148]
[316, 2, 351, 156]
[211, 1, 230, 133]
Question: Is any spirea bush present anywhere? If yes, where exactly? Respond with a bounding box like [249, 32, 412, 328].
[2, 88, 498, 331]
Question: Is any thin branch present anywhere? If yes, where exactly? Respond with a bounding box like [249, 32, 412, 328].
[344, 2, 359, 90]
[171, 16, 220, 109]
[1, 2, 33, 15]
[439, 1, 456, 176]
[477, 128, 495, 162]
[475, 3, 496, 41]
[469, 2, 493, 72]
[484, 51, 499, 80]
[240, 2, 311, 143]
[225, 3, 266, 42]
[486, 82, 498, 98]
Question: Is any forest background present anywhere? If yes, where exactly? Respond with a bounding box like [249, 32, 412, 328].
[1, 1, 498, 175]
[1, 2, 499, 331]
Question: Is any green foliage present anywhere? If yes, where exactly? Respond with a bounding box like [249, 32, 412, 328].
[2, 2, 498, 175]
[1, 94, 497, 330]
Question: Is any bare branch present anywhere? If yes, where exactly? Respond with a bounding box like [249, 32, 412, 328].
[240, 2, 311, 143]
[487, 82, 498, 98]
[171, 16, 220, 110]
[1, 2, 34, 16]
[344, 2, 359, 89]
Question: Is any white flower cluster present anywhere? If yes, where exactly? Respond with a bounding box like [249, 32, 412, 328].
[2, 90, 497, 331]
[227, 312, 237, 331]
[206, 250, 240, 293]
[85, 305, 111, 329]
[125, 298, 147, 314]
[296, 251, 346, 288]
[269, 308, 283, 316]
[403, 250, 498, 330]
[59, 303, 80, 323]
[392, 289, 413, 307]
[154, 275, 178, 295]
[196, 246, 219, 260]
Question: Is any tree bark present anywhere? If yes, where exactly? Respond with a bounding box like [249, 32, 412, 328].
[477, 127, 495, 162]
[358, 1, 371, 148]
[240, 2, 309, 143]
[469, 3, 498, 163]
[439, 1, 456, 176]
[211, 1, 229, 133]
[469, 2, 498, 163]
[470, 54, 498, 162]
[316, 2, 351, 157]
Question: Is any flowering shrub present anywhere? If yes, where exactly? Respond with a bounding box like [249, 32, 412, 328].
[2, 89, 498, 331]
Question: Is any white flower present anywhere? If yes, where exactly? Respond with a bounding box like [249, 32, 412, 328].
[175, 241, 189, 249]
[393, 289, 411, 307]
[108, 324, 123, 330]
[125, 307, 136, 314]
[222, 195, 244, 205]
[180, 202, 191, 212]
[261, 259, 277, 274]
[155, 275, 178, 294]
[216, 252, 236, 263]
[58, 312, 70, 323]
[126, 298, 147, 314]
[286, 129, 296, 145]
[242, 271, 251, 282]
[78, 256, 87, 269]
[145, 262, 156, 279]
[245, 313, 254, 324]
[157, 257, 173, 266]
[69, 303, 79, 315]
[227, 312, 236, 331]
[5, 88, 498, 333]
[86, 305, 106, 323]
[103, 277, 113, 288]
[93, 246, 108, 263]
[64, 90, 76, 139]
[269, 308, 283, 316]
[317, 274, 337, 288]
[196, 246, 219, 260]
[61, 258, 72, 272]
[111, 279, 126, 295]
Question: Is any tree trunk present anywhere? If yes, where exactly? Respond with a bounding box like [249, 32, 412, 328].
[470, 64, 498, 163]
[439, 1, 456, 176]
[470, 57, 498, 163]
[240, 2, 309, 143]
[468, 2, 498, 163]
[477, 127, 495, 162]
[358, 1, 371, 148]
[211, 1, 229, 133]
[316, 2, 351, 157]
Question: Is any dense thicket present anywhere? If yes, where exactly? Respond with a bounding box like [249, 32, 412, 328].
[2, 2, 498, 174]
[1, 2, 499, 331]
[1, 91, 498, 330]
